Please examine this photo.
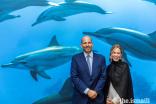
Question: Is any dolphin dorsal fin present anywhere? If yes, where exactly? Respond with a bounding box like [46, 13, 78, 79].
[47, 35, 60, 47]
[122, 50, 132, 67]
[148, 31, 156, 39]
[59, 77, 73, 94]
[65, 0, 77, 2]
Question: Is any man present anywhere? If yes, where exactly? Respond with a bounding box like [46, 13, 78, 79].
[70, 36, 107, 104]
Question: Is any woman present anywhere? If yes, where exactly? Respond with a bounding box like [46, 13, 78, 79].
[103, 44, 134, 104]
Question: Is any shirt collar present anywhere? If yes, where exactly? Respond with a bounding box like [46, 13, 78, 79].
[83, 51, 93, 58]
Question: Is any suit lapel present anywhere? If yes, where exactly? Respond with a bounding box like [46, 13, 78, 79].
[79, 52, 91, 77]
[91, 52, 98, 77]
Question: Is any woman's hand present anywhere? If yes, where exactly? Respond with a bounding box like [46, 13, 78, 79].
[106, 98, 114, 104]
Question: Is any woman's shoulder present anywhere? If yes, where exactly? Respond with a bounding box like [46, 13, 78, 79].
[106, 64, 111, 72]
[121, 61, 130, 72]
[107, 61, 129, 69]
[106, 64, 110, 69]
[122, 61, 129, 67]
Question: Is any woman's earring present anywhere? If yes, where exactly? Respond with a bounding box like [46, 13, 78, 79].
[120, 57, 122, 61]
[110, 56, 112, 59]
[110, 56, 112, 61]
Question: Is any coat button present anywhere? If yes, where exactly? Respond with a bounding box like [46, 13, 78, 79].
[90, 79, 92, 82]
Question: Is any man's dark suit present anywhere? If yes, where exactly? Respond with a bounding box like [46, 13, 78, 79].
[70, 52, 107, 104]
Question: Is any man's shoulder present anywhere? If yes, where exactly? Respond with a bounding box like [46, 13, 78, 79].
[94, 53, 105, 58]
[72, 52, 82, 58]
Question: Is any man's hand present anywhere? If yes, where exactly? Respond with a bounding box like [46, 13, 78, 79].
[106, 98, 114, 104]
[87, 90, 97, 99]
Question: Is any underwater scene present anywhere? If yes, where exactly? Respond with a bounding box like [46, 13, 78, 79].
[0, 0, 156, 103]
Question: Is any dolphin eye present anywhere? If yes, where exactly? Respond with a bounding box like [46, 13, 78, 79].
[43, 16, 46, 18]
[107, 37, 109, 39]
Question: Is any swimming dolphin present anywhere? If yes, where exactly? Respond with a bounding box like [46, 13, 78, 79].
[0, 0, 51, 23]
[33, 77, 73, 104]
[32, 0, 113, 26]
[83, 27, 156, 63]
[0, 15, 20, 22]
[1, 36, 83, 81]
[143, 0, 156, 5]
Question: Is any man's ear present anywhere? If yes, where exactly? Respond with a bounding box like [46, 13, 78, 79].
[92, 43, 93, 47]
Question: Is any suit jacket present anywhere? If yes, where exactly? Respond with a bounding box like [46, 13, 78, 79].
[70, 52, 107, 104]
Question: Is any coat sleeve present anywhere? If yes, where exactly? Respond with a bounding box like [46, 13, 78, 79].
[70, 56, 88, 94]
[94, 56, 107, 95]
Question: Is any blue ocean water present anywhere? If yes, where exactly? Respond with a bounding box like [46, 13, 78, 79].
[0, 0, 156, 103]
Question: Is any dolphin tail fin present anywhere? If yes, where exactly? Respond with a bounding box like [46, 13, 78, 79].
[30, 71, 38, 81]
[148, 31, 156, 39]
[122, 50, 132, 67]
[59, 77, 73, 94]
[37, 70, 51, 79]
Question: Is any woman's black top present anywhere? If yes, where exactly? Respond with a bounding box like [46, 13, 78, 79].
[103, 60, 134, 104]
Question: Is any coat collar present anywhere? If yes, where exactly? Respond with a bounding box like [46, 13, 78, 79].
[83, 51, 93, 58]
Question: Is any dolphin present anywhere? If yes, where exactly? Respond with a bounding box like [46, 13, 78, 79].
[0, 0, 52, 23]
[33, 77, 73, 104]
[0, 15, 20, 22]
[83, 27, 156, 64]
[143, 0, 156, 5]
[32, 0, 113, 26]
[1, 36, 83, 81]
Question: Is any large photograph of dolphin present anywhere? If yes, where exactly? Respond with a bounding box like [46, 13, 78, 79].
[32, 0, 113, 26]
[1, 36, 83, 81]
[83, 27, 156, 62]
[0, 0, 51, 22]
[33, 77, 73, 104]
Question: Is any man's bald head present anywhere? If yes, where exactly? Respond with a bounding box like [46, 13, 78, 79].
[81, 36, 93, 54]
[81, 36, 92, 44]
